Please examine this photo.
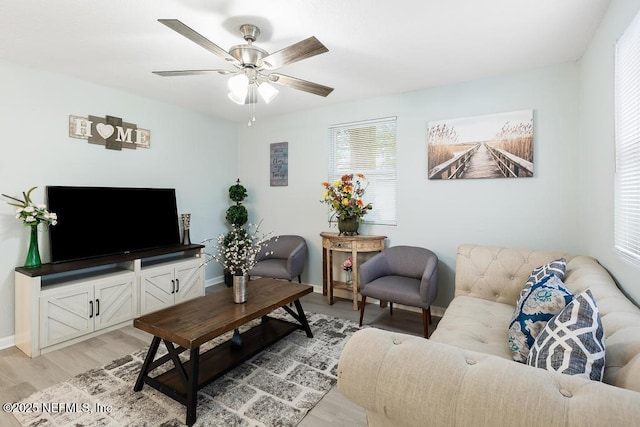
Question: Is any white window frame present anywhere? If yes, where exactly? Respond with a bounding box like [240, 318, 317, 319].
[328, 117, 397, 226]
[615, 10, 640, 263]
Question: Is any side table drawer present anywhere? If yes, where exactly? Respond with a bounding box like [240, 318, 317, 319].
[331, 241, 352, 250]
[355, 240, 385, 251]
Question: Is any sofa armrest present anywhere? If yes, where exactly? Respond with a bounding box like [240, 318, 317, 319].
[338, 328, 640, 427]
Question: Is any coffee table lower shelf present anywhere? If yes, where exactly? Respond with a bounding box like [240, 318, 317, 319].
[141, 317, 299, 402]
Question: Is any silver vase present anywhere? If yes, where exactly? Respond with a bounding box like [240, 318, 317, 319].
[181, 213, 191, 245]
[233, 274, 248, 304]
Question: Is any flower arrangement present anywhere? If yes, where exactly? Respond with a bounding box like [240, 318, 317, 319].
[205, 222, 275, 276]
[342, 256, 353, 272]
[2, 187, 57, 228]
[321, 173, 373, 221]
[343, 256, 354, 287]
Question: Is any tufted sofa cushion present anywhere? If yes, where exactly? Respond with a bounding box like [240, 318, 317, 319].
[430, 296, 514, 359]
[454, 244, 571, 304]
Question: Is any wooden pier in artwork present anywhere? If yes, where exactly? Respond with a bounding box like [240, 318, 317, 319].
[429, 142, 533, 179]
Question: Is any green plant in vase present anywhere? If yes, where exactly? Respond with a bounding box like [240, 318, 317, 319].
[3, 187, 57, 268]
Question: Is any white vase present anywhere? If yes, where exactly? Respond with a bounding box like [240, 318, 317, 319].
[233, 274, 248, 303]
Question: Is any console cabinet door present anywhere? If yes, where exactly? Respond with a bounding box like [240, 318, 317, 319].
[93, 274, 136, 331]
[40, 285, 93, 348]
[174, 260, 204, 304]
[140, 267, 175, 315]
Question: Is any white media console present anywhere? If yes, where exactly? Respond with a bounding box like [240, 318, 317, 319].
[14, 244, 205, 357]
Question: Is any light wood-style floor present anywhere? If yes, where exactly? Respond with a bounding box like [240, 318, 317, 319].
[0, 285, 435, 427]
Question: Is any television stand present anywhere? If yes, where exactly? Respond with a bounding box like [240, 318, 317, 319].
[14, 244, 205, 357]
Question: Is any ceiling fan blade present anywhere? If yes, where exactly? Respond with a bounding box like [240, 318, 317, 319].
[158, 19, 239, 65]
[152, 69, 234, 77]
[260, 37, 328, 70]
[269, 73, 334, 97]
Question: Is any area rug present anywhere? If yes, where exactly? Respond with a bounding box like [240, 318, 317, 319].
[12, 310, 360, 427]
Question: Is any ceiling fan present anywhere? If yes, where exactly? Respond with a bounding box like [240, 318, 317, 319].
[153, 19, 334, 108]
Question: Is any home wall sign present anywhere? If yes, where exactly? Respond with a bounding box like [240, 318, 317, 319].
[270, 142, 288, 186]
[69, 115, 151, 150]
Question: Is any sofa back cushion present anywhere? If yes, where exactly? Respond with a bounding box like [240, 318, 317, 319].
[455, 244, 640, 392]
[455, 244, 570, 305]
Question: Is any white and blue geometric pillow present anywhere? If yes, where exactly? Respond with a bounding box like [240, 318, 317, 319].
[527, 289, 606, 381]
[517, 257, 567, 303]
[508, 274, 574, 362]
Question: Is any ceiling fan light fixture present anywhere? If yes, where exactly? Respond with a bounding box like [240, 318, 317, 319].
[258, 82, 279, 104]
[227, 91, 246, 105]
[228, 73, 249, 96]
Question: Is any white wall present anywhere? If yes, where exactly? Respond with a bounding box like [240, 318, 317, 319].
[237, 62, 582, 308]
[579, 0, 640, 303]
[0, 61, 237, 339]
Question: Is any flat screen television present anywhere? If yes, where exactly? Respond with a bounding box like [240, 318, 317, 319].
[47, 186, 181, 263]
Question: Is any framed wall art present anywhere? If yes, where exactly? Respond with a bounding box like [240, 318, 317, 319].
[427, 109, 533, 180]
[270, 142, 288, 186]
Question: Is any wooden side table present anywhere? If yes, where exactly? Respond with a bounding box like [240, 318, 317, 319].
[320, 232, 387, 310]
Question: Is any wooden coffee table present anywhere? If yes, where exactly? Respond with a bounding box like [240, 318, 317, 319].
[133, 278, 313, 426]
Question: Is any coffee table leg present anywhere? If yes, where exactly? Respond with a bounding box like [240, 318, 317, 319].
[134, 336, 160, 392]
[186, 347, 200, 427]
[231, 328, 243, 349]
[294, 300, 313, 338]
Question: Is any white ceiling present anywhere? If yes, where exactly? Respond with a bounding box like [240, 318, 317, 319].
[0, 0, 611, 123]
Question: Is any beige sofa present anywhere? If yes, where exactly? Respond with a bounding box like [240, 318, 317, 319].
[337, 244, 640, 427]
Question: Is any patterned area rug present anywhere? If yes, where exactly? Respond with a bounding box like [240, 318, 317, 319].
[13, 310, 359, 427]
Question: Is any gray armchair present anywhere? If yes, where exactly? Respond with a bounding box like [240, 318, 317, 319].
[358, 245, 438, 338]
[248, 235, 308, 283]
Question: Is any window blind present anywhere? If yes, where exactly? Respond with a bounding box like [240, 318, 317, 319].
[615, 10, 640, 262]
[328, 117, 397, 225]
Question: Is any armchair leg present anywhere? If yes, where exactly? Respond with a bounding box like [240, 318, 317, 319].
[359, 296, 367, 327]
[422, 308, 429, 339]
[389, 302, 393, 316]
[297, 275, 302, 284]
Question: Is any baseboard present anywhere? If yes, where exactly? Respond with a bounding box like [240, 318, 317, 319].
[0, 334, 15, 351]
[206, 276, 224, 288]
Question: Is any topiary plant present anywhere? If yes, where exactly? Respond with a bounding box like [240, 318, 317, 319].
[225, 179, 248, 227]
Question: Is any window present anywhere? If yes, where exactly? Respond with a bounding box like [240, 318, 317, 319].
[328, 117, 397, 225]
[615, 11, 640, 262]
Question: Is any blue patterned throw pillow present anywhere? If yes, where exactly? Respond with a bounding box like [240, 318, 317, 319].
[508, 274, 574, 362]
[527, 289, 605, 381]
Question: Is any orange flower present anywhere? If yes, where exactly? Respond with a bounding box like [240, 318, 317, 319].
[356, 173, 365, 179]
[356, 199, 363, 207]
[321, 181, 330, 187]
